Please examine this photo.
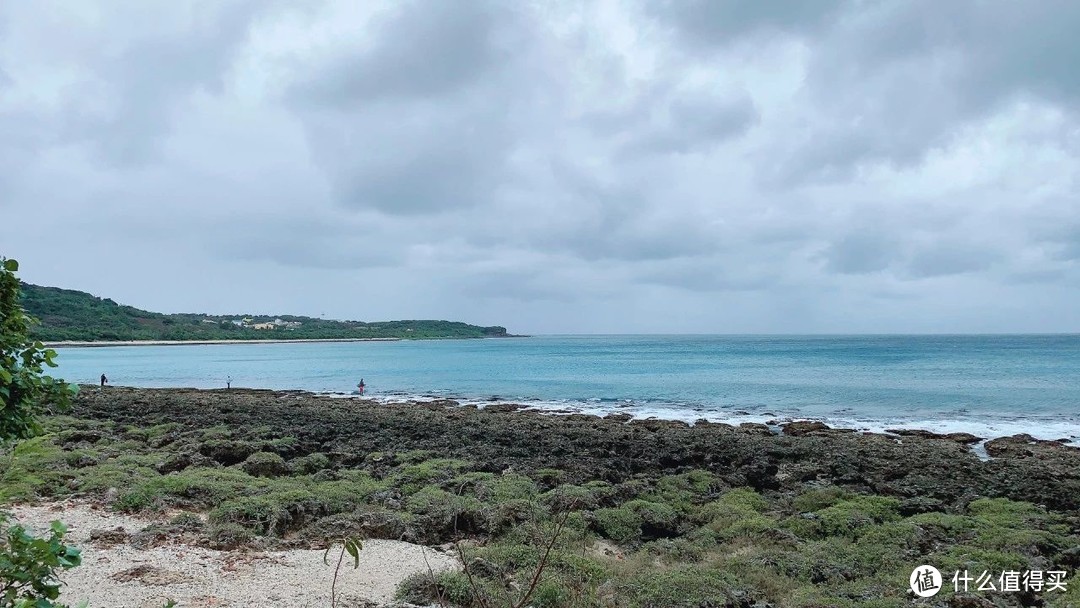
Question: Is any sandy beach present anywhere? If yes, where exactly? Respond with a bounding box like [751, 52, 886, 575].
[10, 501, 457, 608]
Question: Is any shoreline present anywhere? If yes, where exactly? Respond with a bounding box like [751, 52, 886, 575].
[46, 337, 405, 347]
[65, 385, 1080, 511]
[82, 384, 1080, 449]
[74, 383, 1080, 446]
[47, 335, 528, 348]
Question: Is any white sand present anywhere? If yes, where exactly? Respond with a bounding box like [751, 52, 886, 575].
[7, 501, 457, 608]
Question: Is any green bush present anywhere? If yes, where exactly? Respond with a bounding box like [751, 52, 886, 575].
[396, 570, 482, 607]
[0, 258, 83, 608]
[0, 516, 82, 607]
[241, 451, 289, 478]
[1, 258, 78, 440]
[792, 486, 851, 513]
[615, 565, 738, 608]
[210, 489, 329, 535]
[290, 453, 331, 475]
[393, 459, 472, 494]
[593, 506, 642, 543]
[796, 496, 902, 539]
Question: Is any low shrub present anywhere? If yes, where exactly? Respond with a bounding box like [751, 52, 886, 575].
[241, 452, 289, 478]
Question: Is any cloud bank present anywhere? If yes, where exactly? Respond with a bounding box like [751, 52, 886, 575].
[2, 0, 1078, 333]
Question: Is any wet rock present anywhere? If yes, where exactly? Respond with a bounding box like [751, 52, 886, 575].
[604, 412, 633, 422]
[738, 423, 772, 436]
[781, 421, 831, 436]
[630, 418, 690, 431]
[483, 403, 523, 413]
[886, 428, 983, 444]
[984, 433, 1075, 458]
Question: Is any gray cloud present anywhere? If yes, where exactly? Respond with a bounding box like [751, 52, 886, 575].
[620, 94, 759, 156]
[57, 1, 272, 166]
[905, 243, 1000, 279]
[1, 0, 1078, 333]
[649, 0, 849, 45]
[293, 2, 513, 105]
[286, 2, 539, 216]
[824, 233, 898, 275]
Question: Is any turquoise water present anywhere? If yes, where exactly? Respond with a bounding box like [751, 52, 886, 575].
[54, 335, 1080, 441]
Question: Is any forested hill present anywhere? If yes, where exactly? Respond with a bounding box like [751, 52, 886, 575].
[19, 283, 510, 342]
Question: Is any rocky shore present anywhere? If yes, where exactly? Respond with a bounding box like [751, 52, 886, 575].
[6, 387, 1079, 607]
[74, 387, 1080, 513]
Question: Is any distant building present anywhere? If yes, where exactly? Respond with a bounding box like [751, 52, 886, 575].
[230, 320, 244, 326]
[201, 319, 217, 324]
[250, 322, 276, 330]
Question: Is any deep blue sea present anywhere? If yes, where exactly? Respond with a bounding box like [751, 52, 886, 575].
[54, 335, 1080, 443]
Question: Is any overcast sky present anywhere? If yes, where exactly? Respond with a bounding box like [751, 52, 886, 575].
[2, 1, 1079, 334]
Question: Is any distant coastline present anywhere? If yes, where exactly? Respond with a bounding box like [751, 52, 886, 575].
[45, 337, 405, 348]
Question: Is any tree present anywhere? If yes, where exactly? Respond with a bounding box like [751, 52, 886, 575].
[1, 258, 77, 440]
[1, 257, 83, 608]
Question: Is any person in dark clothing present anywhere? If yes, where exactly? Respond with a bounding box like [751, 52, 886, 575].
[100, 374, 108, 387]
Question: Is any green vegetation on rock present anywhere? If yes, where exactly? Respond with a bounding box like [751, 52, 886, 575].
[5, 408, 1079, 608]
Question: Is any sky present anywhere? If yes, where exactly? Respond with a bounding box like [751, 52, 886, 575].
[1, 0, 1078, 334]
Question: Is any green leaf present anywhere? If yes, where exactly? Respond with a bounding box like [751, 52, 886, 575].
[345, 539, 361, 568]
[2, 259, 18, 271]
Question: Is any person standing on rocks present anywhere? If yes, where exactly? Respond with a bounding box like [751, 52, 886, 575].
[357, 378, 365, 396]
[100, 373, 108, 387]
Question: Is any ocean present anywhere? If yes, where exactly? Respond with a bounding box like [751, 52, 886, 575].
[53, 334, 1080, 443]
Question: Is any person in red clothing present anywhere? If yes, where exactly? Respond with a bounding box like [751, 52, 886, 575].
[357, 378, 365, 395]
